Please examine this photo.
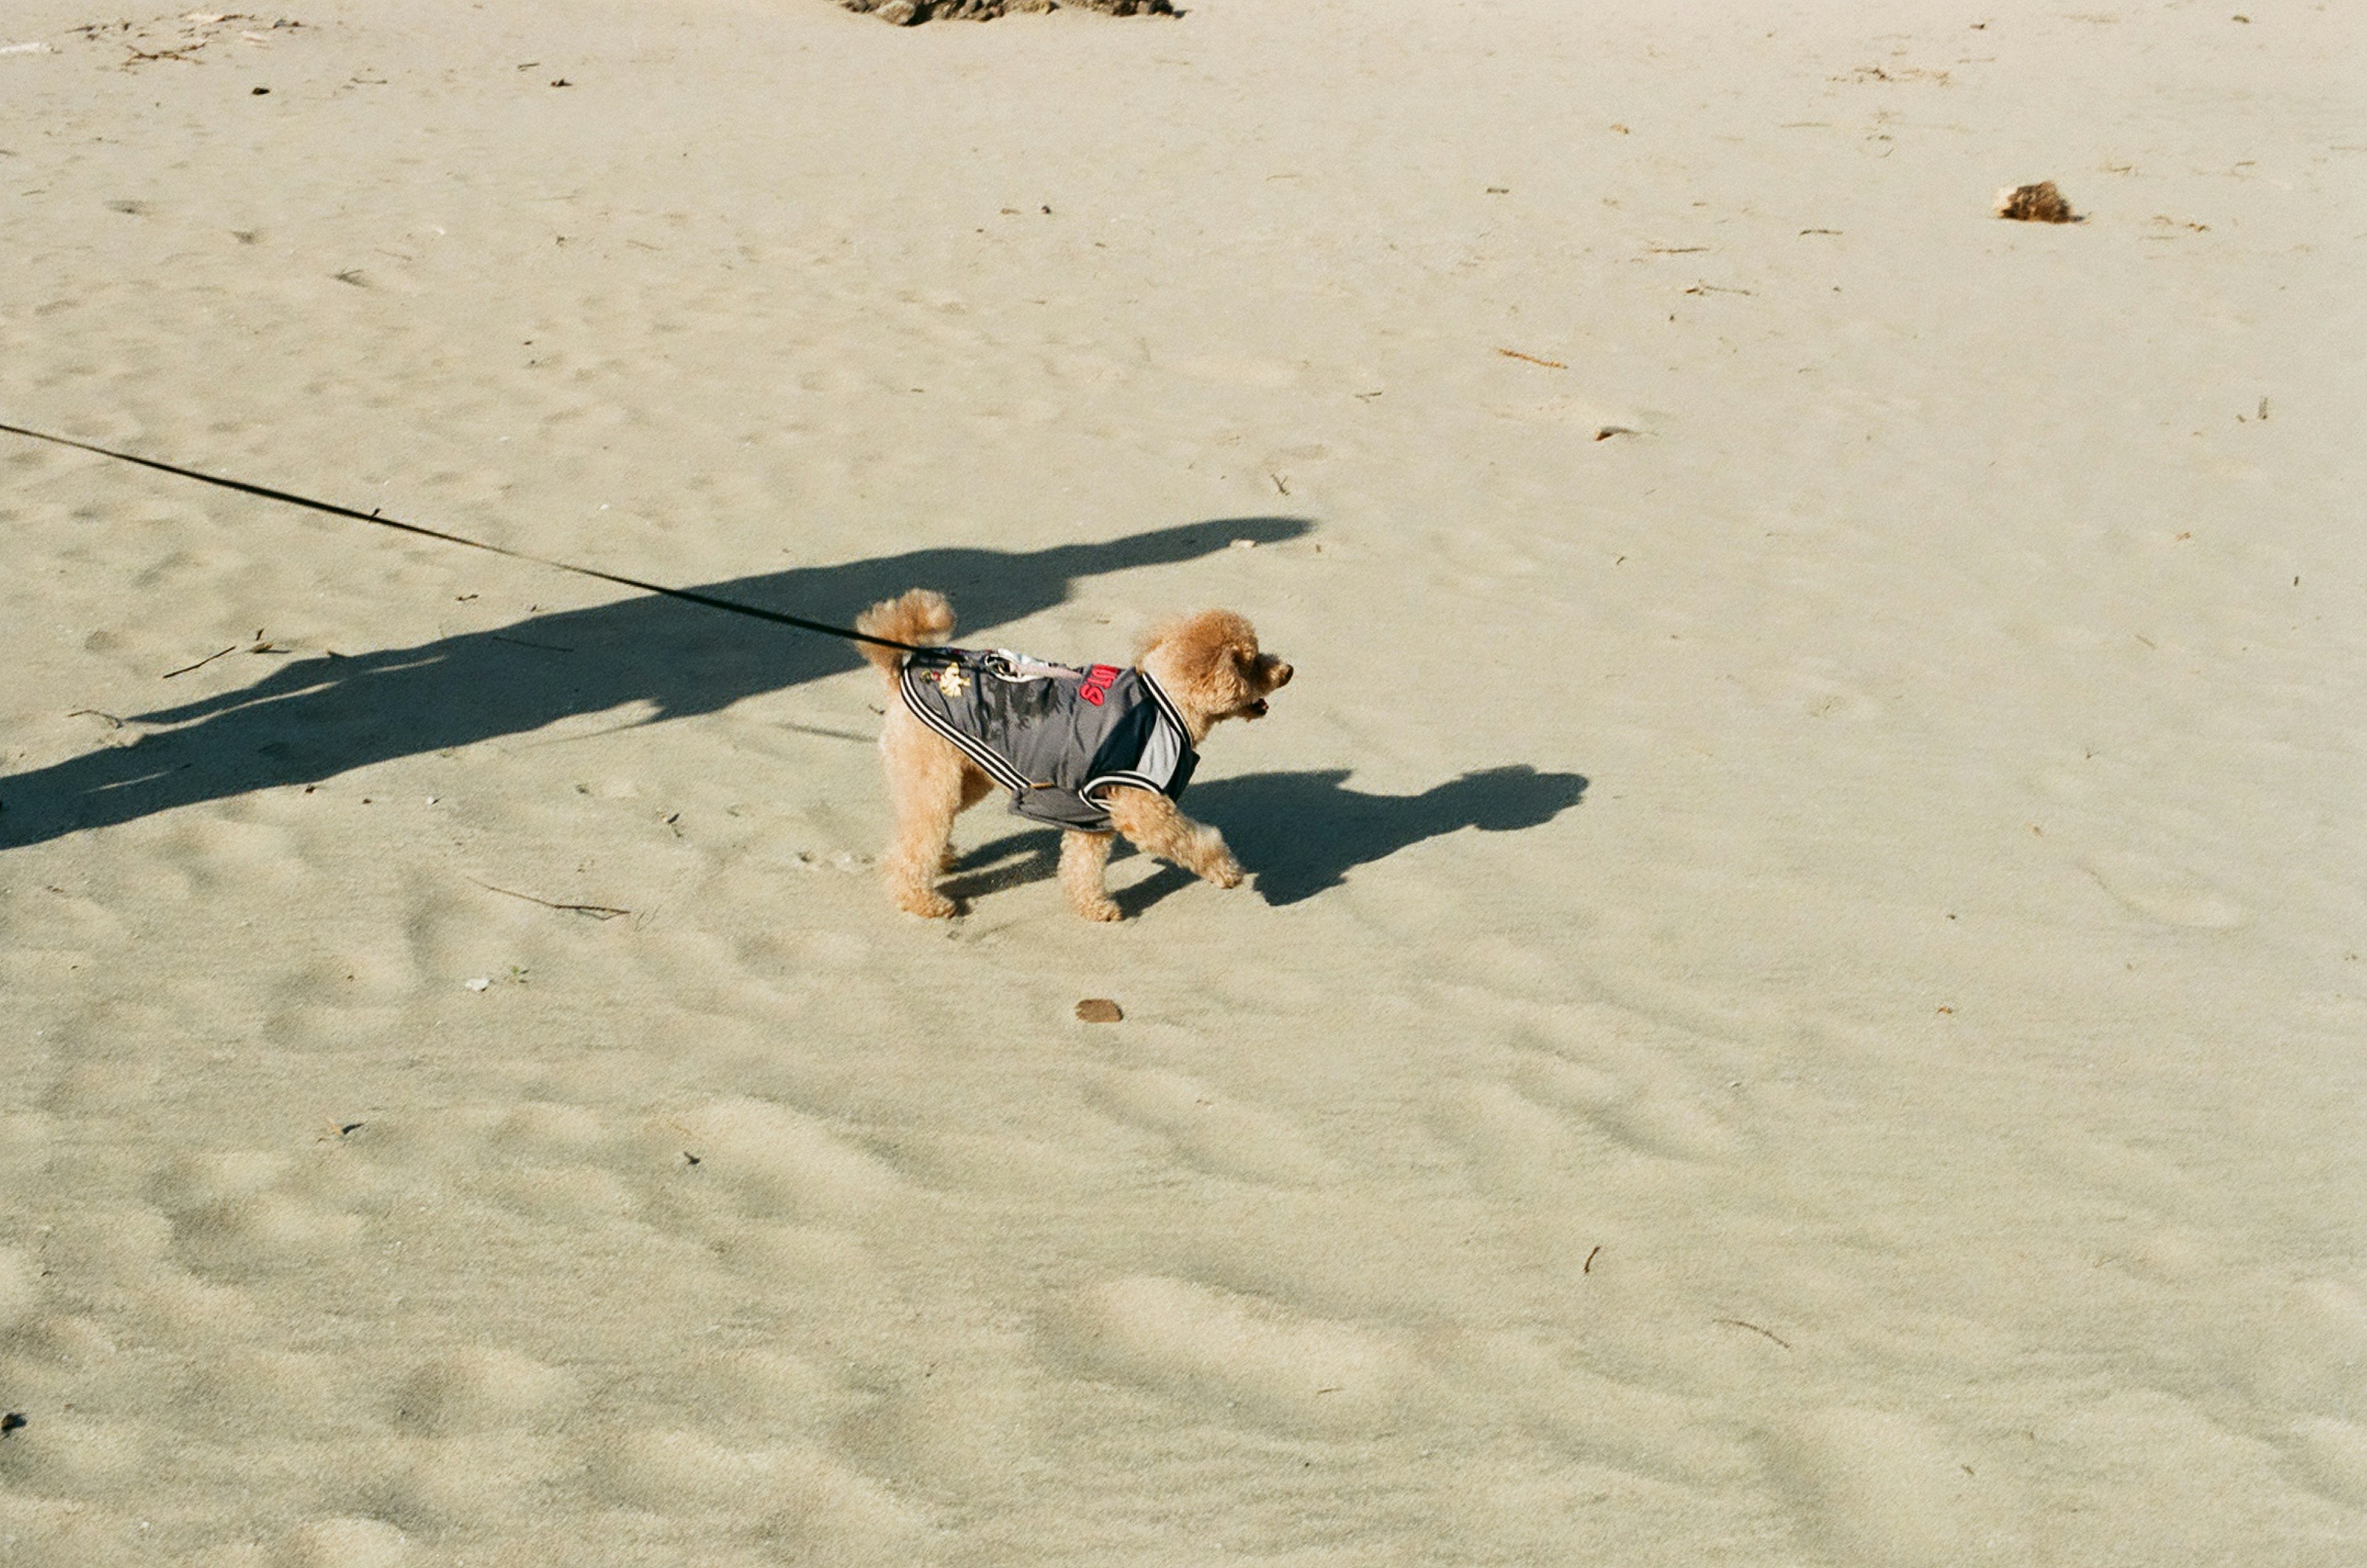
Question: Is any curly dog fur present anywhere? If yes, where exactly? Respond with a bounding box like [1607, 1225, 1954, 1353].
[854, 589, 1291, 920]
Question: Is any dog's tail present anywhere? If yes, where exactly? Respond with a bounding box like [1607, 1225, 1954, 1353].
[853, 589, 955, 675]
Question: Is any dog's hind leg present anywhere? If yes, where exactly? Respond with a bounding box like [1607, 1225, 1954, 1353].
[1059, 829, 1122, 922]
[1102, 788, 1244, 891]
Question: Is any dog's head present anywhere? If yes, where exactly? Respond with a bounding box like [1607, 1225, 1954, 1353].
[1137, 610, 1293, 733]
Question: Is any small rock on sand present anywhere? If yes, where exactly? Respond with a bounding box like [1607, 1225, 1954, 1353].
[1994, 181, 2077, 223]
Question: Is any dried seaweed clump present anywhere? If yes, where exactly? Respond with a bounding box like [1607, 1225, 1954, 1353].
[1993, 181, 2077, 223]
[843, 0, 1173, 22]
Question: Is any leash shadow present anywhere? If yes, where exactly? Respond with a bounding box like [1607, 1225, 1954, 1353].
[949, 764, 1590, 913]
[0, 516, 1310, 849]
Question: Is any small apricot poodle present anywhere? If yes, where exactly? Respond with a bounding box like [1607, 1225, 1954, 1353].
[854, 589, 1291, 920]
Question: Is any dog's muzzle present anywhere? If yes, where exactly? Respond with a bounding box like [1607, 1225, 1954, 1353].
[1243, 661, 1292, 719]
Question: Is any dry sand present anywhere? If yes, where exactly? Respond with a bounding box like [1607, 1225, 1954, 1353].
[3, 1, 2363, 1562]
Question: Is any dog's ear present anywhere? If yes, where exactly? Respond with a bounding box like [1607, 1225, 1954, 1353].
[1233, 642, 1292, 690]
[1225, 640, 1271, 696]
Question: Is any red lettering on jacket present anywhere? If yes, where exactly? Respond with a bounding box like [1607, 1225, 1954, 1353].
[1078, 664, 1120, 706]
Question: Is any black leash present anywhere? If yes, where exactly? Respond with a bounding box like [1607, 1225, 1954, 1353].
[0, 419, 941, 655]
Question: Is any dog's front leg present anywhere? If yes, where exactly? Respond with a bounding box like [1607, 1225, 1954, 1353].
[880, 723, 968, 919]
[1058, 830, 1122, 922]
[1102, 788, 1244, 891]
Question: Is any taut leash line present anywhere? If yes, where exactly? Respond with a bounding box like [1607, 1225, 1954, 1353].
[0, 419, 938, 654]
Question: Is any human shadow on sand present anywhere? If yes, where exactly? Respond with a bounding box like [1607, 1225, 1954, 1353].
[0, 516, 1310, 849]
[942, 764, 1589, 912]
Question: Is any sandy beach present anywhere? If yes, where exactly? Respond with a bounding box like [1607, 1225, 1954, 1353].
[3, 0, 2363, 1561]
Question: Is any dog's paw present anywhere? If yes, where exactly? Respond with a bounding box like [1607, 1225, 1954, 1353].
[1076, 897, 1124, 923]
[1206, 857, 1245, 890]
[895, 889, 958, 919]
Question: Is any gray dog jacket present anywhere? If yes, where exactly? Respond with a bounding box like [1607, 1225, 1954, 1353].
[897, 648, 1197, 832]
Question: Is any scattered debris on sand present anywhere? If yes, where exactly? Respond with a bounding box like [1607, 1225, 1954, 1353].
[841, 0, 1171, 23]
[1074, 998, 1124, 1023]
[1994, 181, 2078, 223]
[65, 13, 304, 70]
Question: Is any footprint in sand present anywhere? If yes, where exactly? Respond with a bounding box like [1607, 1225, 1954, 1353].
[594, 1429, 920, 1554]
[0, 1244, 34, 1330]
[1460, 1333, 1750, 1488]
[1770, 1407, 2020, 1567]
[1429, 1079, 1576, 1193]
[2245, 1278, 2367, 1415]
[489, 1099, 610, 1154]
[1169, 354, 1301, 388]
[275, 1516, 415, 1568]
[2083, 850, 2247, 929]
[481, 1161, 640, 1224]
[0, 1409, 145, 1500]
[173, 816, 309, 896]
[154, 1149, 364, 1273]
[708, 1222, 889, 1301]
[390, 1346, 579, 1437]
[374, 1347, 581, 1530]
[682, 1347, 844, 1431]
[1514, 1051, 1743, 1165]
[2292, 1416, 2367, 1506]
[666, 1096, 905, 1220]
[1089, 1068, 1333, 1186]
[181, 1348, 343, 1437]
[0, 1112, 53, 1186]
[837, 1370, 1034, 1496]
[1436, 1063, 1739, 1190]
[1053, 1273, 1415, 1434]
[1481, 393, 1643, 433]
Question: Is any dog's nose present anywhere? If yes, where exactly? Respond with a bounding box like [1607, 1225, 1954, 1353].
[1270, 661, 1293, 688]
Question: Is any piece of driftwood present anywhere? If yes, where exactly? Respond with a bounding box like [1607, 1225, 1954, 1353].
[842, 0, 1172, 23]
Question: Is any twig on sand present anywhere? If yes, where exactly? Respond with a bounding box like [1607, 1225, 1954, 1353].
[164, 634, 298, 679]
[1497, 348, 1567, 370]
[1683, 282, 1754, 296]
[467, 877, 630, 920]
[161, 645, 239, 679]
[1584, 1244, 1603, 1273]
[67, 708, 125, 727]
[1715, 1318, 1792, 1349]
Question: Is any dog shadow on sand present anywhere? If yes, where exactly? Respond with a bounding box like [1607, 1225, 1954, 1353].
[942, 764, 1590, 913]
[0, 515, 1310, 849]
